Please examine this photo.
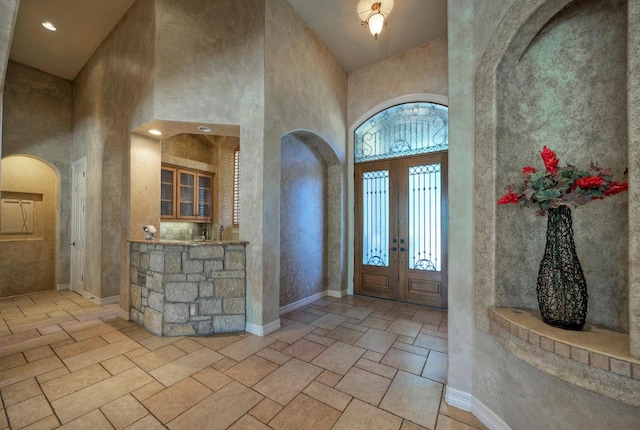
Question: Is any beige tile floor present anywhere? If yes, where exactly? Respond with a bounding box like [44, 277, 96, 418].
[0, 290, 487, 430]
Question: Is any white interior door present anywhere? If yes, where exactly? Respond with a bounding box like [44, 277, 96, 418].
[71, 157, 86, 293]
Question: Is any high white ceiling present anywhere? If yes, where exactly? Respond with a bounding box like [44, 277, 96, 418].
[9, 0, 137, 80]
[8, 0, 447, 81]
[287, 0, 447, 72]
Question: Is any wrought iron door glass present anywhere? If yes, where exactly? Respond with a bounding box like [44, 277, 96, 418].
[408, 163, 441, 271]
[362, 169, 389, 267]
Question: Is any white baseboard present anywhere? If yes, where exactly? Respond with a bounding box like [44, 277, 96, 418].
[80, 291, 121, 306]
[445, 386, 473, 410]
[246, 319, 281, 336]
[279, 291, 327, 316]
[445, 386, 512, 430]
[57, 284, 71, 291]
[326, 289, 347, 298]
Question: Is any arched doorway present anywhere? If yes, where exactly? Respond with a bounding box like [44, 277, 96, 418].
[0, 155, 59, 297]
[279, 130, 343, 310]
[351, 99, 449, 308]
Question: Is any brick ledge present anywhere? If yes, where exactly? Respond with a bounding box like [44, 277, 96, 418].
[489, 307, 640, 379]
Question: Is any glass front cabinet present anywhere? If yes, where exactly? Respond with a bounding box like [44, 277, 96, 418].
[161, 165, 214, 221]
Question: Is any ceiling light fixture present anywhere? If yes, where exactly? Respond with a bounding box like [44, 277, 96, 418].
[42, 22, 57, 31]
[362, 2, 387, 39]
[149, 129, 162, 136]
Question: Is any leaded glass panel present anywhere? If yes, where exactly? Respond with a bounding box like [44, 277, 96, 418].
[362, 170, 389, 267]
[408, 164, 441, 271]
[355, 103, 448, 163]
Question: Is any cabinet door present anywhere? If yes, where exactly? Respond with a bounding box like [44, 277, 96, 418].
[178, 170, 196, 218]
[160, 167, 176, 218]
[196, 174, 213, 220]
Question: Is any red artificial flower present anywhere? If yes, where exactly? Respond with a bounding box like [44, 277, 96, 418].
[604, 181, 628, 196]
[575, 176, 604, 189]
[522, 166, 537, 175]
[540, 146, 559, 174]
[497, 193, 519, 205]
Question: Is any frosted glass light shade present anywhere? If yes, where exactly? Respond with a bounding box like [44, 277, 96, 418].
[368, 12, 385, 38]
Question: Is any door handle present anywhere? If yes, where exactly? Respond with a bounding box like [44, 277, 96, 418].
[70, 241, 75, 246]
[400, 247, 406, 252]
[391, 247, 397, 251]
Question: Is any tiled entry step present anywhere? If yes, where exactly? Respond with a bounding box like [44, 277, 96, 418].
[489, 307, 640, 407]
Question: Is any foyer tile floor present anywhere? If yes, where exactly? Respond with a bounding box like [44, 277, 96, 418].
[0, 290, 487, 430]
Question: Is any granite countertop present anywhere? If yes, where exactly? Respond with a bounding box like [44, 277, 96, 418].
[128, 238, 248, 245]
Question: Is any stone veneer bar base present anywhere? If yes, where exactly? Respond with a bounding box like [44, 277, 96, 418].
[129, 241, 247, 336]
[489, 307, 640, 407]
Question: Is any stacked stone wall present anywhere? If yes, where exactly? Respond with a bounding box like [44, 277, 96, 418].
[129, 242, 246, 336]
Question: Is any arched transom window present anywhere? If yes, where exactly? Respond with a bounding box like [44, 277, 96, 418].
[354, 102, 448, 163]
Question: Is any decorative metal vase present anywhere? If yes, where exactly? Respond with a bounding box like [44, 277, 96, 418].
[536, 206, 588, 330]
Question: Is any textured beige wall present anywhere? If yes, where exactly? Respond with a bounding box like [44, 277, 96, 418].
[72, 0, 155, 299]
[0, 156, 57, 296]
[348, 37, 448, 126]
[2, 61, 73, 290]
[262, 0, 347, 324]
[152, 0, 268, 326]
[0, 0, 19, 184]
[162, 134, 218, 165]
[447, 0, 514, 396]
[495, 0, 628, 330]
[628, 0, 640, 359]
[0, 0, 18, 88]
[130, 134, 161, 241]
[451, 0, 640, 426]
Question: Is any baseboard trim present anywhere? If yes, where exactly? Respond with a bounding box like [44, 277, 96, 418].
[445, 386, 472, 411]
[445, 386, 512, 430]
[326, 289, 347, 298]
[80, 291, 121, 306]
[246, 319, 281, 336]
[117, 308, 130, 320]
[279, 291, 327, 316]
[57, 284, 71, 291]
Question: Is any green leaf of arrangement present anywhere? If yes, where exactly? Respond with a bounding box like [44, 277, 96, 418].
[533, 189, 561, 201]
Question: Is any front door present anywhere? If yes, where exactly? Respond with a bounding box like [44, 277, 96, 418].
[355, 152, 448, 308]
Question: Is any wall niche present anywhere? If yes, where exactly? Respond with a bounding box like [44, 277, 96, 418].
[494, 0, 628, 331]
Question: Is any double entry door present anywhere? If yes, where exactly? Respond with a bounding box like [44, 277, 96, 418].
[355, 152, 448, 308]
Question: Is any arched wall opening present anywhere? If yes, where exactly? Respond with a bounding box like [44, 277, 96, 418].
[0, 155, 59, 297]
[279, 130, 343, 312]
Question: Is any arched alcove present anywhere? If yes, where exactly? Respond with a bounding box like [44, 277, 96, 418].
[279, 130, 343, 310]
[474, 0, 639, 407]
[495, 0, 628, 330]
[0, 155, 59, 296]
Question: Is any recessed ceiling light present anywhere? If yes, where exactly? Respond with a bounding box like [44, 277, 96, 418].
[198, 126, 211, 133]
[42, 22, 57, 31]
[149, 129, 162, 136]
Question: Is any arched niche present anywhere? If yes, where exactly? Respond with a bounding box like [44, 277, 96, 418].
[0, 155, 59, 296]
[474, 0, 640, 406]
[475, 0, 629, 331]
[279, 130, 344, 310]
